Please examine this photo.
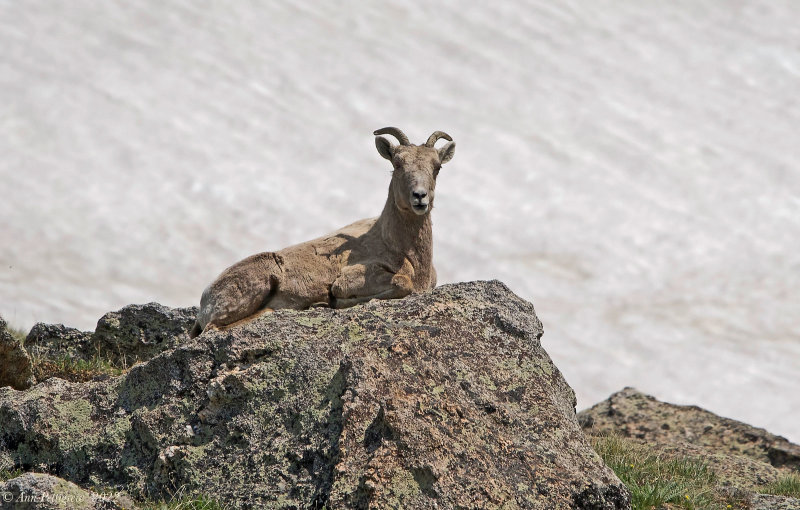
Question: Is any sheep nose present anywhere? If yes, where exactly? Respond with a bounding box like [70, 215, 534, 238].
[412, 190, 427, 200]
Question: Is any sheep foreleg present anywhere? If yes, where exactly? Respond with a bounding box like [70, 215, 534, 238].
[331, 260, 414, 308]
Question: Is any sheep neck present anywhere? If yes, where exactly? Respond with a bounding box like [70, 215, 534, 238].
[376, 193, 433, 271]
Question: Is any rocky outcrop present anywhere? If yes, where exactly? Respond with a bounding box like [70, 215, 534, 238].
[21, 303, 198, 367]
[90, 303, 198, 365]
[0, 281, 629, 509]
[24, 323, 94, 361]
[0, 472, 127, 509]
[578, 387, 800, 472]
[579, 387, 800, 508]
[0, 316, 35, 390]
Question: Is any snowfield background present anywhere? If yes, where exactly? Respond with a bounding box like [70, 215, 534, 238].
[2, 1, 799, 441]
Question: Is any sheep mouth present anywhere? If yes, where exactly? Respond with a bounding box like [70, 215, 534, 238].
[412, 203, 429, 214]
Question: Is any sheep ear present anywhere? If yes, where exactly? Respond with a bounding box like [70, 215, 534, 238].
[438, 141, 456, 164]
[375, 136, 394, 160]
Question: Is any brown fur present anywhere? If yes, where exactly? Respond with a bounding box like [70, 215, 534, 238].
[190, 128, 455, 338]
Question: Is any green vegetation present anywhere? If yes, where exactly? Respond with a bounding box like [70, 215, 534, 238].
[5, 322, 127, 382]
[140, 494, 230, 510]
[591, 434, 746, 510]
[0, 468, 23, 482]
[31, 353, 125, 383]
[6, 325, 28, 343]
[759, 472, 800, 498]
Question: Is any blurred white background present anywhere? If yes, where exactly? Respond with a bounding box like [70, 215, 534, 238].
[1, 1, 798, 441]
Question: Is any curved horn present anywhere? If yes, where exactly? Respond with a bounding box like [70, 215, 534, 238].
[425, 131, 453, 147]
[373, 127, 410, 146]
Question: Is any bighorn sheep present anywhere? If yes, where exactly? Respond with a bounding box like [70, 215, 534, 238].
[190, 127, 456, 338]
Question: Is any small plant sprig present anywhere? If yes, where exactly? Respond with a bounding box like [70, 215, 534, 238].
[0, 468, 24, 482]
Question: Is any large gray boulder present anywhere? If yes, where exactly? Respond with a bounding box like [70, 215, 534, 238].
[0, 316, 34, 390]
[0, 281, 629, 509]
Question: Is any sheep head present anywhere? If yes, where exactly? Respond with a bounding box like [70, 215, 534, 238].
[374, 127, 456, 216]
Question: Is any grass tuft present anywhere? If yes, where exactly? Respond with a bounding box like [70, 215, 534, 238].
[5, 322, 127, 382]
[6, 325, 28, 343]
[591, 434, 746, 510]
[759, 472, 800, 498]
[31, 353, 125, 383]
